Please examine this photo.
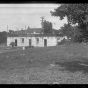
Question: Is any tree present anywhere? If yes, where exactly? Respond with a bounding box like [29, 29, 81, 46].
[27, 26, 30, 30]
[40, 17, 53, 33]
[43, 20, 53, 33]
[41, 16, 45, 29]
[50, 4, 88, 42]
[59, 23, 82, 42]
[59, 23, 72, 37]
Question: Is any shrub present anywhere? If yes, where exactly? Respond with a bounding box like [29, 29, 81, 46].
[9, 42, 15, 47]
[58, 38, 66, 45]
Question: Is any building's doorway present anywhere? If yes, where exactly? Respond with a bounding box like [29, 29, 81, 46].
[29, 39, 32, 46]
[15, 39, 17, 46]
[44, 39, 47, 46]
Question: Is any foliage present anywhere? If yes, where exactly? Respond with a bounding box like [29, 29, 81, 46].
[58, 38, 66, 45]
[9, 30, 14, 34]
[43, 20, 53, 33]
[59, 23, 73, 37]
[51, 4, 88, 42]
[0, 31, 7, 44]
[41, 17, 53, 33]
[10, 42, 15, 47]
[59, 23, 83, 42]
[27, 26, 30, 30]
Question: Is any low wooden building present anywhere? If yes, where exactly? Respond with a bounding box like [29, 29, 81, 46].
[7, 28, 66, 47]
[7, 34, 66, 47]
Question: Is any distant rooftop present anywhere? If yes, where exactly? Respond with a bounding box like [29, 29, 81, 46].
[7, 27, 63, 37]
[26, 28, 42, 34]
[7, 33, 64, 37]
[14, 28, 43, 35]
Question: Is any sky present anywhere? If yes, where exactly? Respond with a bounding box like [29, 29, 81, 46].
[0, 4, 68, 32]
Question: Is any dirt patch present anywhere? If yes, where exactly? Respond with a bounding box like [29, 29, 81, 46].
[55, 60, 88, 74]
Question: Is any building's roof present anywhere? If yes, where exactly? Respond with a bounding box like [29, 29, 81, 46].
[8, 28, 63, 37]
[7, 33, 64, 37]
[14, 28, 60, 35]
[14, 28, 42, 34]
[26, 28, 42, 34]
[52, 29, 60, 34]
[32, 34, 64, 37]
[15, 30, 25, 35]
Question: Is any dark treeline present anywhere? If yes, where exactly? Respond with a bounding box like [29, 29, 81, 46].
[0, 31, 7, 44]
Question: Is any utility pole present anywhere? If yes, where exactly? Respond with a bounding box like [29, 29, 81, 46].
[25, 25, 26, 35]
[41, 16, 44, 28]
[16, 28, 19, 35]
[40, 16, 45, 33]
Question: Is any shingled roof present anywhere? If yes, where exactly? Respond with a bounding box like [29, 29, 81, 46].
[26, 28, 42, 34]
[7, 33, 64, 37]
[14, 28, 42, 34]
[8, 28, 64, 37]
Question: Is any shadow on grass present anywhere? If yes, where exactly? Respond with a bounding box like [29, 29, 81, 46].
[55, 60, 88, 74]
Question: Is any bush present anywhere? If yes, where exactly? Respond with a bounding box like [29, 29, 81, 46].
[58, 38, 66, 45]
[10, 42, 15, 47]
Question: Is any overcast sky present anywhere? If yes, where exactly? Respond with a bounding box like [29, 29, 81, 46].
[0, 4, 67, 32]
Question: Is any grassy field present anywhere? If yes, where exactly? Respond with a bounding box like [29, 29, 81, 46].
[0, 43, 88, 84]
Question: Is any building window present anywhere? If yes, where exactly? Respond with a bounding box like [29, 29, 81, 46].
[21, 38, 24, 43]
[36, 38, 39, 44]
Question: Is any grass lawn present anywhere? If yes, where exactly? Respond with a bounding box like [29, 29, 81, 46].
[0, 43, 88, 84]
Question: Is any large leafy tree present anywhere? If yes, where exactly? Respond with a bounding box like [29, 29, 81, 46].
[43, 20, 53, 33]
[51, 4, 88, 42]
[59, 23, 82, 42]
[59, 23, 73, 37]
[41, 17, 53, 33]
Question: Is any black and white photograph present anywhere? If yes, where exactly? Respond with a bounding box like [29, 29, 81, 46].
[0, 3, 88, 85]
